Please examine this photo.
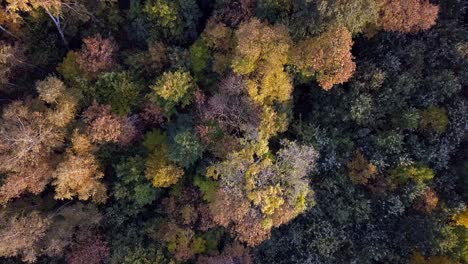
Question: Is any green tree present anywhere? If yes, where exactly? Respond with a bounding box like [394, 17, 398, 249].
[114, 156, 159, 207]
[94, 72, 141, 116]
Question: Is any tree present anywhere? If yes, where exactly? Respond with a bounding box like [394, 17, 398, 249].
[0, 77, 76, 205]
[0, 0, 62, 34]
[93, 72, 141, 116]
[413, 188, 438, 214]
[316, 0, 382, 34]
[149, 70, 196, 114]
[168, 130, 203, 168]
[389, 164, 435, 186]
[76, 34, 117, 78]
[66, 232, 110, 264]
[0, 211, 51, 263]
[40, 203, 102, 258]
[197, 242, 252, 264]
[291, 26, 356, 90]
[0, 42, 24, 91]
[52, 131, 107, 203]
[83, 102, 137, 145]
[143, 0, 200, 44]
[113, 156, 159, 207]
[379, 0, 439, 33]
[420, 106, 449, 134]
[144, 130, 185, 188]
[198, 75, 262, 137]
[453, 210, 468, 228]
[231, 18, 293, 105]
[347, 151, 378, 185]
[206, 140, 318, 246]
[213, 0, 255, 27]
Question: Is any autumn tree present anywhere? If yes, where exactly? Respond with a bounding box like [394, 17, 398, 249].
[0, 77, 76, 205]
[0, 42, 24, 91]
[39, 203, 102, 258]
[199, 74, 261, 137]
[66, 232, 110, 264]
[83, 102, 137, 146]
[52, 131, 107, 203]
[206, 140, 318, 246]
[389, 164, 435, 186]
[347, 151, 378, 185]
[151, 187, 219, 261]
[453, 210, 468, 228]
[291, 26, 356, 90]
[0, 211, 51, 263]
[413, 188, 438, 214]
[379, 0, 439, 33]
[197, 242, 252, 264]
[0, 0, 62, 34]
[76, 34, 117, 78]
[213, 0, 255, 27]
[231, 18, 293, 105]
[144, 130, 185, 188]
[149, 70, 197, 114]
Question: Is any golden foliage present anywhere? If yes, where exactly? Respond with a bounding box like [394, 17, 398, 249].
[410, 251, 459, 264]
[453, 210, 468, 228]
[52, 132, 107, 203]
[232, 18, 293, 105]
[0, 0, 62, 30]
[144, 135, 185, 188]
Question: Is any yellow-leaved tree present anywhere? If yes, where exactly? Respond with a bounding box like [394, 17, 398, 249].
[52, 131, 107, 203]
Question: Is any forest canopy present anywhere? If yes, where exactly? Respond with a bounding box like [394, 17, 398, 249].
[0, 0, 467, 263]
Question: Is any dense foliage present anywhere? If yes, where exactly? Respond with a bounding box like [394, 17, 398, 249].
[0, 0, 467, 263]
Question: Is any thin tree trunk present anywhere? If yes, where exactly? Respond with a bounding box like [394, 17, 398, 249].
[0, 25, 17, 39]
[44, 9, 69, 48]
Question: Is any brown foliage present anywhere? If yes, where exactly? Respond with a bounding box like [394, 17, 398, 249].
[0, 159, 53, 205]
[66, 232, 110, 264]
[347, 151, 378, 185]
[83, 102, 137, 145]
[197, 242, 252, 264]
[209, 189, 269, 246]
[200, 75, 261, 137]
[0, 211, 51, 263]
[414, 188, 439, 214]
[291, 26, 356, 90]
[148, 41, 167, 71]
[366, 174, 392, 194]
[0, 42, 24, 90]
[203, 19, 232, 51]
[380, 0, 439, 33]
[40, 203, 102, 258]
[76, 34, 117, 77]
[213, 0, 255, 27]
[83, 102, 122, 143]
[140, 101, 165, 126]
[0, 101, 64, 170]
[0, 93, 75, 204]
